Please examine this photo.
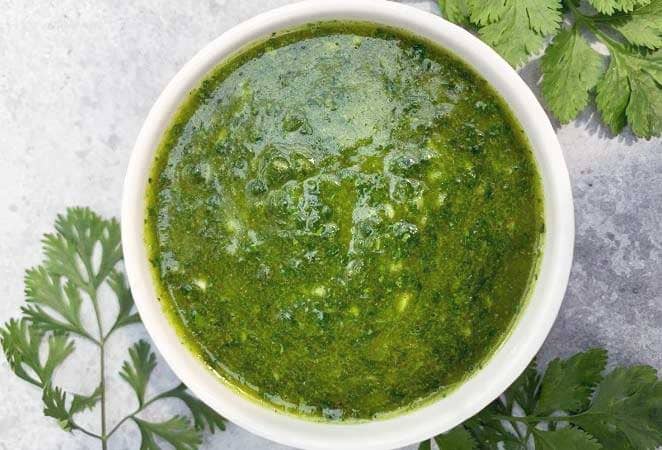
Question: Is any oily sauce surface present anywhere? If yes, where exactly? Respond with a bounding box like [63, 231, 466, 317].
[146, 22, 544, 420]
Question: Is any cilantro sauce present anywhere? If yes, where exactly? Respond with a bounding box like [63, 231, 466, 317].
[145, 22, 544, 421]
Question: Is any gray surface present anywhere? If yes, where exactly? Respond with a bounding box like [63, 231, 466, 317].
[0, 1, 660, 449]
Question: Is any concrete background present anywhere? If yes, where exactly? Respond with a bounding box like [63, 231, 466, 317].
[0, 1, 660, 449]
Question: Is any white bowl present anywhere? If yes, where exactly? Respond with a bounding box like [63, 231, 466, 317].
[121, 1, 574, 449]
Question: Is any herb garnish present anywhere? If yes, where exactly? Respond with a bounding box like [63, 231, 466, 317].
[438, 0, 662, 138]
[1, 208, 224, 449]
[421, 349, 662, 449]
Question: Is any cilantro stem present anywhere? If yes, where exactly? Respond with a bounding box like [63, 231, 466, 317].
[494, 412, 585, 423]
[72, 423, 103, 440]
[81, 257, 107, 450]
[563, 0, 628, 53]
[105, 385, 173, 438]
[97, 338, 107, 450]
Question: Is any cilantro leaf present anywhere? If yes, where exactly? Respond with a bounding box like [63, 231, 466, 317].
[535, 348, 607, 415]
[468, 0, 562, 67]
[532, 428, 602, 450]
[107, 269, 140, 335]
[21, 267, 93, 341]
[42, 383, 76, 431]
[42, 207, 122, 292]
[464, 409, 524, 449]
[610, 0, 662, 49]
[2, 207, 225, 448]
[134, 416, 201, 450]
[596, 49, 662, 138]
[508, 358, 541, 414]
[435, 425, 476, 449]
[588, 0, 651, 15]
[573, 365, 662, 450]
[595, 53, 631, 133]
[541, 26, 605, 123]
[120, 339, 157, 407]
[0, 319, 74, 387]
[41, 383, 102, 432]
[438, 0, 471, 26]
[418, 439, 431, 450]
[69, 383, 103, 415]
[155, 383, 226, 432]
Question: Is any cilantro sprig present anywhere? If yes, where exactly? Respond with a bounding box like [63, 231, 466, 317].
[1, 208, 224, 449]
[421, 349, 662, 449]
[438, 0, 662, 138]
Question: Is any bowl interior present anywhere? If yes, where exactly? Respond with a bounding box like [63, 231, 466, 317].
[121, 1, 574, 449]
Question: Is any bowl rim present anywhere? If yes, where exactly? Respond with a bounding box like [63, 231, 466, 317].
[121, 1, 574, 449]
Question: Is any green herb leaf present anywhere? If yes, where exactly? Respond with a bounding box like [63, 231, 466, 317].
[435, 425, 477, 449]
[120, 339, 157, 407]
[69, 384, 103, 415]
[21, 268, 93, 341]
[418, 439, 432, 450]
[535, 348, 607, 415]
[41, 382, 101, 432]
[42, 383, 76, 431]
[468, 0, 562, 67]
[587, 0, 651, 15]
[0, 319, 74, 387]
[156, 383, 226, 432]
[609, 0, 662, 49]
[424, 350, 661, 450]
[508, 358, 541, 414]
[541, 26, 605, 123]
[532, 428, 602, 450]
[596, 49, 662, 138]
[573, 365, 662, 450]
[2, 207, 225, 448]
[42, 207, 122, 292]
[463, 402, 525, 448]
[438, 0, 471, 26]
[134, 416, 201, 450]
[107, 269, 141, 335]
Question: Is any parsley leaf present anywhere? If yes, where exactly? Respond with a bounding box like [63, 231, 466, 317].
[588, 0, 651, 14]
[535, 348, 607, 415]
[469, 0, 562, 67]
[541, 26, 605, 122]
[134, 416, 201, 450]
[120, 339, 158, 407]
[532, 428, 602, 450]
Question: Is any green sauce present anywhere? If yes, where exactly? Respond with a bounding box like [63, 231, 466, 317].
[145, 21, 544, 421]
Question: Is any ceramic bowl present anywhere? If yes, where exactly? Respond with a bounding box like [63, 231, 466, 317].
[122, 1, 574, 448]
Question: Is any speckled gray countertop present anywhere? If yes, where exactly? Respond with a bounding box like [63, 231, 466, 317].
[0, 1, 660, 449]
